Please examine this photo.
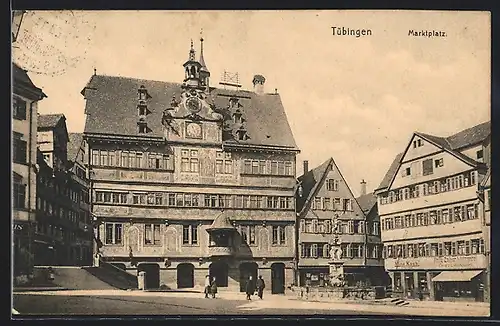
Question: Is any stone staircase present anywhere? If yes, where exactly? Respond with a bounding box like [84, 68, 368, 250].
[82, 259, 137, 290]
[390, 297, 410, 306]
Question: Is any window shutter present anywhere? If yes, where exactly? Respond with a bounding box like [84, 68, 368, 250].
[323, 244, 329, 257]
[300, 219, 306, 232]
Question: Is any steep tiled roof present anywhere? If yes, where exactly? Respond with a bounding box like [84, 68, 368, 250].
[13, 63, 47, 100]
[356, 193, 377, 214]
[38, 114, 65, 129]
[67, 132, 84, 164]
[415, 132, 480, 167]
[376, 121, 490, 193]
[446, 121, 490, 150]
[375, 152, 403, 192]
[82, 75, 298, 149]
[296, 158, 333, 214]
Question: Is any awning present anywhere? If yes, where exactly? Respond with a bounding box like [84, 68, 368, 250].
[432, 270, 483, 282]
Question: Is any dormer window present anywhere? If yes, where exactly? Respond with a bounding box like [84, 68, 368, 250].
[233, 113, 242, 124]
[138, 85, 149, 101]
[138, 102, 147, 116]
[236, 128, 248, 141]
[138, 120, 149, 134]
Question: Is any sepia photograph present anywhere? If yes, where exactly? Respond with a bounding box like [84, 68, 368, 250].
[11, 9, 491, 318]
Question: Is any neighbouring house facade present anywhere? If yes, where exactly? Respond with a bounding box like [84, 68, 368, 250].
[66, 133, 93, 265]
[12, 63, 46, 280]
[296, 159, 385, 287]
[83, 39, 300, 292]
[478, 158, 491, 302]
[34, 115, 93, 266]
[375, 121, 490, 302]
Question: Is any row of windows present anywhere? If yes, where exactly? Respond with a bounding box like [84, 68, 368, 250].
[300, 243, 382, 259]
[402, 157, 445, 178]
[311, 197, 353, 211]
[91, 149, 174, 170]
[95, 191, 295, 210]
[38, 176, 90, 204]
[104, 223, 287, 246]
[36, 222, 82, 243]
[242, 159, 294, 176]
[36, 197, 91, 225]
[300, 219, 380, 236]
[383, 238, 485, 258]
[380, 171, 477, 205]
[381, 203, 479, 231]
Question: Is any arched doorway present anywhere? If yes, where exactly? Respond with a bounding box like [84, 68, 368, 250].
[239, 262, 258, 292]
[271, 263, 285, 294]
[177, 263, 195, 288]
[138, 263, 160, 289]
[209, 261, 229, 287]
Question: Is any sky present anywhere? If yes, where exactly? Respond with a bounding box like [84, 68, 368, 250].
[12, 10, 491, 197]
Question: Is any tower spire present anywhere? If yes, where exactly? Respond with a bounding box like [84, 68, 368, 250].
[199, 30, 208, 71]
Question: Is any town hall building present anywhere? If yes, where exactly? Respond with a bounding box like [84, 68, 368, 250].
[82, 38, 300, 292]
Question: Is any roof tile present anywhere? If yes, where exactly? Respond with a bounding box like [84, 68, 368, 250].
[83, 75, 297, 149]
[38, 114, 65, 129]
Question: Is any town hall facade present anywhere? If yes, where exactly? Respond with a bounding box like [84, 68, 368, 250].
[82, 38, 300, 292]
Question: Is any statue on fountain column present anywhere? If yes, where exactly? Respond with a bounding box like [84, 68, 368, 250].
[329, 236, 342, 261]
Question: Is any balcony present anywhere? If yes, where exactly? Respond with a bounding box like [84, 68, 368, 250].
[207, 246, 234, 257]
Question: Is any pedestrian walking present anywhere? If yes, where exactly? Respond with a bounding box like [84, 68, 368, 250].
[245, 275, 255, 300]
[210, 277, 218, 299]
[204, 275, 211, 298]
[256, 275, 265, 300]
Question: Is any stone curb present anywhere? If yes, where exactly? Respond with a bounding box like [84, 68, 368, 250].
[291, 297, 489, 312]
[13, 287, 70, 292]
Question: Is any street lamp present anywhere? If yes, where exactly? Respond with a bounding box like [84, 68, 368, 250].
[12, 10, 26, 43]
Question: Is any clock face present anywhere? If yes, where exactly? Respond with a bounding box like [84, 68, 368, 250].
[186, 122, 202, 139]
[185, 97, 202, 113]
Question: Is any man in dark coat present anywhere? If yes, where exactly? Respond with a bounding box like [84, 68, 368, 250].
[245, 276, 255, 300]
[210, 277, 218, 298]
[256, 275, 265, 299]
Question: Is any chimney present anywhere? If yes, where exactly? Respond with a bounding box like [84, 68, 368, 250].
[252, 74, 266, 95]
[303, 160, 309, 175]
[360, 179, 367, 196]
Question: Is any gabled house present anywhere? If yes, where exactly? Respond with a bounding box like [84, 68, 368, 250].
[375, 121, 490, 302]
[33, 116, 92, 266]
[296, 158, 385, 287]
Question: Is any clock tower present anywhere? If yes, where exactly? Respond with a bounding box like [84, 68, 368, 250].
[162, 38, 223, 142]
[182, 39, 204, 90]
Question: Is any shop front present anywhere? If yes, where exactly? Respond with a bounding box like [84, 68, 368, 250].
[299, 267, 329, 286]
[433, 270, 484, 302]
[13, 221, 34, 278]
[386, 255, 488, 301]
